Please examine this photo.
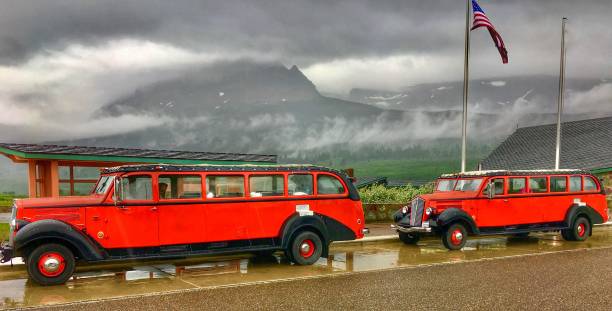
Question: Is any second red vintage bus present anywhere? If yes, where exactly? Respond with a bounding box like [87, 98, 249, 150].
[394, 170, 608, 250]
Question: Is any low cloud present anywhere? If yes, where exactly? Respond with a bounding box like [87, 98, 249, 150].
[0, 39, 276, 142]
[566, 83, 612, 113]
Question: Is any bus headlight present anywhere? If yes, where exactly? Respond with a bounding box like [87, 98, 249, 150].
[425, 207, 434, 215]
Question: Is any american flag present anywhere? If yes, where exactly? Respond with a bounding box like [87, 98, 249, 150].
[471, 0, 508, 64]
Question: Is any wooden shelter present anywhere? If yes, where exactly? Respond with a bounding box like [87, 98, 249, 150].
[0, 143, 277, 198]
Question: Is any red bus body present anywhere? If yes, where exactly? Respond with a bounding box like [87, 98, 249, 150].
[1, 165, 365, 285]
[394, 170, 608, 250]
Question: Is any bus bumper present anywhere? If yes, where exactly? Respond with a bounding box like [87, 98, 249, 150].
[391, 224, 432, 233]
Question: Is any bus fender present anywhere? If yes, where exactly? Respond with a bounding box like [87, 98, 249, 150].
[14, 219, 106, 261]
[564, 204, 604, 227]
[435, 208, 480, 234]
[280, 214, 330, 256]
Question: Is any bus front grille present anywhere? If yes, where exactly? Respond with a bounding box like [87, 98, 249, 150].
[409, 198, 424, 227]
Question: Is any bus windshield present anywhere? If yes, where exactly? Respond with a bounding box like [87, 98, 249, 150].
[436, 179, 457, 192]
[94, 176, 115, 195]
[454, 178, 484, 192]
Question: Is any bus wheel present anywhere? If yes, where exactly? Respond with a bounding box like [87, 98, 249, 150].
[289, 231, 323, 265]
[442, 223, 467, 250]
[398, 232, 420, 245]
[564, 216, 591, 242]
[27, 243, 75, 286]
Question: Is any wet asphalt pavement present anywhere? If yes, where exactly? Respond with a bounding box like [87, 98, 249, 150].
[34, 246, 612, 311]
[4, 226, 612, 310]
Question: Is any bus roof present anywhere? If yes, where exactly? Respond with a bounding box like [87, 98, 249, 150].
[440, 169, 591, 179]
[101, 163, 346, 175]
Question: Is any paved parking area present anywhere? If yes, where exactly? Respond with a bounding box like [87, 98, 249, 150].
[3, 226, 612, 309]
[35, 246, 612, 311]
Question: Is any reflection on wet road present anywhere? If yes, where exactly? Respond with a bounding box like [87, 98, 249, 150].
[3, 226, 612, 309]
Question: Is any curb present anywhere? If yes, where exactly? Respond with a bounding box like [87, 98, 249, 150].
[335, 220, 612, 246]
[332, 235, 398, 246]
[3, 222, 612, 269]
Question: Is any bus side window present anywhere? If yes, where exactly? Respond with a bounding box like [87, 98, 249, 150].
[249, 175, 284, 197]
[121, 175, 153, 200]
[529, 177, 547, 193]
[206, 175, 245, 198]
[569, 176, 582, 192]
[483, 178, 504, 196]
[159, 175, 202, 199]
[584, 176, 598, 192]
[550, 176, 567, 192]
[288, 174, 313, 196]
[317, 175, 345, 195]
[508, 178, 526, 194]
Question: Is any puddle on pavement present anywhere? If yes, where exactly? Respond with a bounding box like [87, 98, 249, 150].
[3, 226, 612, 309]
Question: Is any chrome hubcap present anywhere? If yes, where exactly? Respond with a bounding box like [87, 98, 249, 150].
[454, 232, 463, 241]
[43, 258, 60, 273]
[300, 243, 311, 254]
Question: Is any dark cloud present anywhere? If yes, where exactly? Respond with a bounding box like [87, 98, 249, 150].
[0, 0, 612, 84]
[2, 0, 608, 67]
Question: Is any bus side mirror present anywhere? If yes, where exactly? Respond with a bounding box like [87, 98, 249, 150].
[113, 177, 123, 205]
[486, 182, 495, 199]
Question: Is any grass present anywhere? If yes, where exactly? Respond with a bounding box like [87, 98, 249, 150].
[0, 194, 24, 213]
[0, 223, 8, 242]
[341, 158, 482, 182]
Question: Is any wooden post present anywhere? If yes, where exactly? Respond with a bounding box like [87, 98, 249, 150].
[27, 160, 37, 198]
[49, 160, 60, 197]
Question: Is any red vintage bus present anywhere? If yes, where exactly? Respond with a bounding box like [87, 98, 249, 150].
[393, 170, 608, 250]
[1, 164, 366, 285]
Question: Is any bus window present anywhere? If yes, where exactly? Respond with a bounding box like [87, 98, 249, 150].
[550, 176, 567, 192]
[121, 175, 152, 200]
[159, 175, 202, 199]
[206, 175, 245, 198]
[288, 174, 313, 196]
[317, 175, 345, 195]
[454, 178, 483, 191]
[569, 176, 582, 192]
[584, 176, 598, 191]
[249, 175, 284, 197]
[529, 177, 547, 193]
[508, 178, 526, 194]
[436, 179, 457, 192]
[483, 178, 504, 196]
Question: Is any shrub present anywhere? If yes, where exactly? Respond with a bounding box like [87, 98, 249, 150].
[359, 183, 433, 221]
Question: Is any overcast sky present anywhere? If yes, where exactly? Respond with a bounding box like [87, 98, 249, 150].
[0, 0, 611, 141]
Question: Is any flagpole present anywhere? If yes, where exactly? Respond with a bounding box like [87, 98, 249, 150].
[554, 17, 567, 170]
[461, 0, 471, 173]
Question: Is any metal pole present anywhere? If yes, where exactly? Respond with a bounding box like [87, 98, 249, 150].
[461, 0, 471, 172]
[555, 17, 567, 170]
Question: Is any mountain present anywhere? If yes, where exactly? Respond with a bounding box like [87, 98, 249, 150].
[349, 76, 605, 115]
[58, 64, 609, 156]
[101, 61, 382, 120]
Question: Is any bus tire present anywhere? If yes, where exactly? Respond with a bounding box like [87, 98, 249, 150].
[398, 232, 420, 245]
[564, 216, 591, 242]
[288, 231, 323, 265]
[442, 223, 467, 250]
[27, 243, 75, 286]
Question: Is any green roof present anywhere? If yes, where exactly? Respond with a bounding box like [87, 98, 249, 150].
[0, 143, 277, 165]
